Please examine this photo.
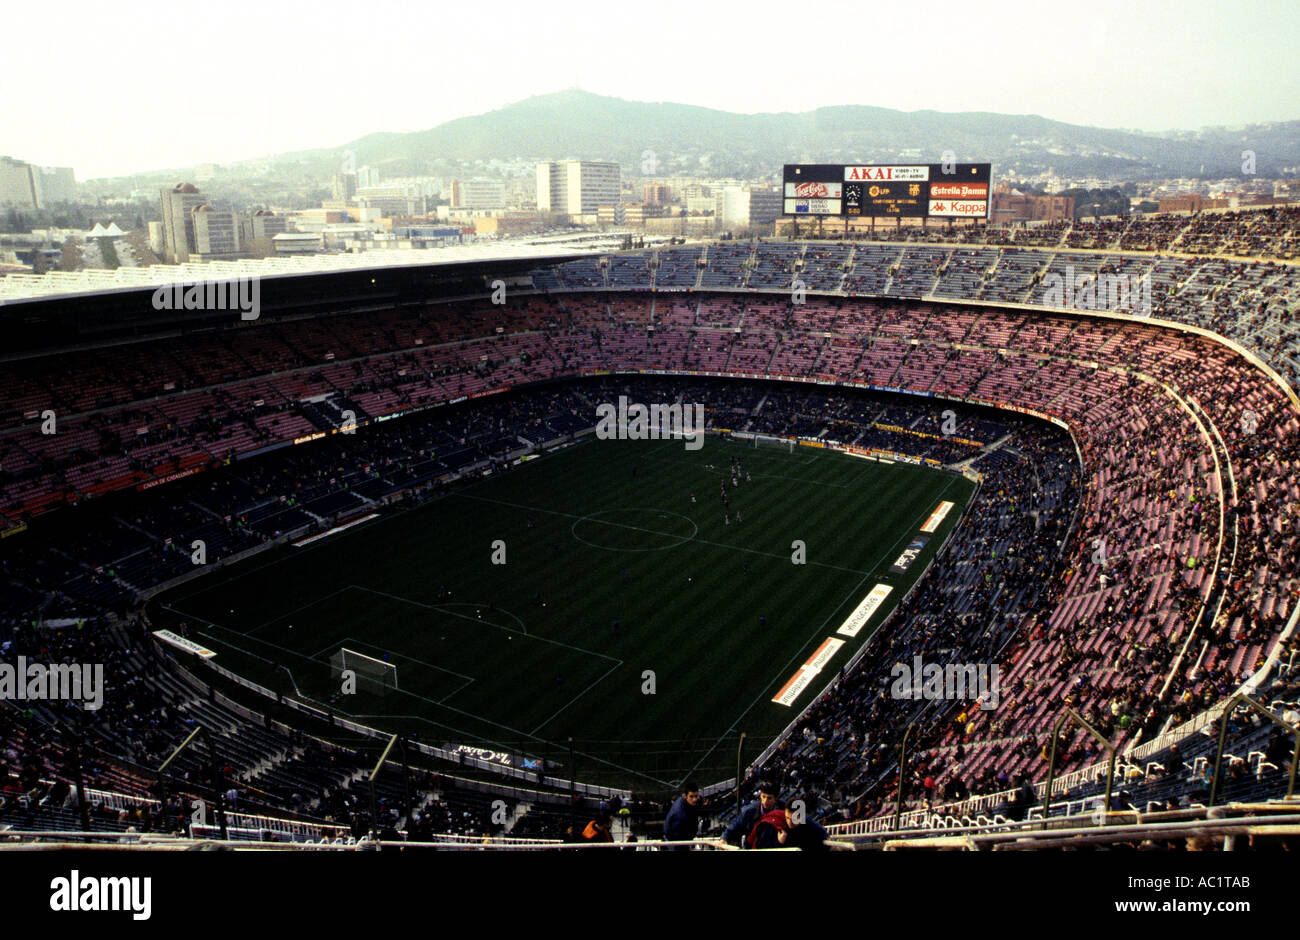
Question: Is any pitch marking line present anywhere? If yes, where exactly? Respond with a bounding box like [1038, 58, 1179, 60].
[528, 660, 624, 736]
[330, 634, 476, 682]
[452, 492, 873, 576]
[194, 630, 274, 664]
[350, 586, 533, 636]
[349, 585, 620, 663]
[176, 601, 561, 744]
[329, 635, 477, 704]
[570, 508, 698, 552]
[242, 586, 357, 639]
[683, 473, 964, 781]
[345, 586, 629, 727]
[164, 605, 668, 787]
[642, 444, 853, 488]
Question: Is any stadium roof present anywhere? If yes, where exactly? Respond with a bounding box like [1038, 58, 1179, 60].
[0, 243, 603, 304]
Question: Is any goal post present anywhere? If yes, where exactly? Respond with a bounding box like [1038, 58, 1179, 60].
[751, 433, 795, 454]
[330, 647, 398, 695]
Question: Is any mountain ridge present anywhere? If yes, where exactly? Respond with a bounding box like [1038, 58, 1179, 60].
[98, 90, 1300, 182]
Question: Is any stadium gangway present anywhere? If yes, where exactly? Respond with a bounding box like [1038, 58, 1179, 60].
[1041, 707, 1118, 827]
[191, 810, 350, 844]
[392, 832, 563, 846]
[0, 835, 839, 851]
[81, 787, 160, 812]
[844, 801, 1300, 850]
[933, 804, 1300, 851]
[154, 723, 230, 841]
[354, 837, 845, 851]
[1208, 693, 1299, 805]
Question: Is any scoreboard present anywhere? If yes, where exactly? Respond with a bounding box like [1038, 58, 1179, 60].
[783, 163, 992, 219]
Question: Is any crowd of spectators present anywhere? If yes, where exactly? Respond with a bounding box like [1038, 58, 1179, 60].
[3, 247, 1298, 837]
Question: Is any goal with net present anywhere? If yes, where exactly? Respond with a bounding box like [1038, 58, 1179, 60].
[749, 432, 795, 454]
[330, 648, 398, 695]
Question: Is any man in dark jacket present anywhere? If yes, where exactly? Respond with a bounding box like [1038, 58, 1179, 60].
[581, 812, 614, 843]
[663, 781, 703, 848]
[720, 781, 780, 847]
[747, 807, 791, 848]
[752, 795, 831, 850]
[782, 795, 830, 851]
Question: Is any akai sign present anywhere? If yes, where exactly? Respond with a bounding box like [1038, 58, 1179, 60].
[845, 165, 929, 182]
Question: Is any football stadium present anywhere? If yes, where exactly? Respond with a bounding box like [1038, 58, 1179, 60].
[2, 217, 1297, 861]
[3, 15, 1300, 923]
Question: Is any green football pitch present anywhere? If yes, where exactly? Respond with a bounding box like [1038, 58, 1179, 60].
[153, 435, 976, 793]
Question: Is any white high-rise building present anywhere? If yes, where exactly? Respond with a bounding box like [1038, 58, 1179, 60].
[453, 179, 507, 210]
[159, 183, 208, 263]
[32, 167, 77, 206]
[536, 161, 621, 221]
[191, 205, 242, 260]
[0, 157, 38, 209]
[0, 158, 78, 209]
[715, 186, 782, 229]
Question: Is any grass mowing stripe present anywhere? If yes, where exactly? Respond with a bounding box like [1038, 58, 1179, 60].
[451, 491, 874, 576]
[151, 435, 973, 789]
[349, 585, 617, 661]
[680, 472, 964, 782]
[529, 660, 625, 736]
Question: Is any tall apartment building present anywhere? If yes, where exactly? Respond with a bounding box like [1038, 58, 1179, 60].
[148, 221, 165, 256]
[596, 205, 627, 226]
[0, 157, 76, 208]
[243, 210, 291, 257]
[332, 172, 358, 202]
[536, 161, 621, 221]
[450, 178, 507, 210]
[356, 184, 425, 217]
[159, 182, 208, 262]
[642, 182, 671, 206]
[191, 206, 242, 260]
[0, 157, 76, 209]
[715, 186, 781, 229]
[357, 166, 381, 188]
[0, 157, 37, 209]
[32, 167, 77, 205]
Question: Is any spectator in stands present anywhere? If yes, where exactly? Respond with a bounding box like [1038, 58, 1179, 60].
[581, 811, 614, 843]
[663, 781, 703, 848]
[746, 804, 791, 849]
[721, 781, 779, 847]
[781, 794, 830, 851]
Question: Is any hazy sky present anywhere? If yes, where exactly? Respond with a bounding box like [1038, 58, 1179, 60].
[7, 0, 1298, 179]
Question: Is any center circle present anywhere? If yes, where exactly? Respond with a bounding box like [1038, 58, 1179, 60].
[570, 509, 698, 552]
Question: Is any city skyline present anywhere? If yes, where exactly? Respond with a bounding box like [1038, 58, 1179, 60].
[5, 0, 1298, 179]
